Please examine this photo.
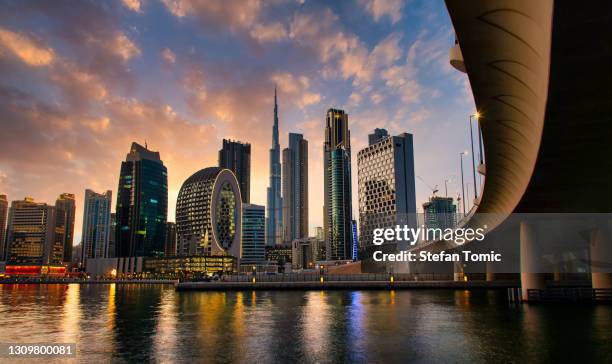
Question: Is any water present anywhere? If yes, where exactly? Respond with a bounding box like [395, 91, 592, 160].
[0, 284, 610, 363]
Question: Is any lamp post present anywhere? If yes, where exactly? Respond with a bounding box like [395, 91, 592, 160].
[469, 114, 478, 200]
[460, 151, 467, 215]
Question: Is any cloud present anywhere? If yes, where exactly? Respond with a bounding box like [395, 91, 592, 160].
[250, 22, 288, 43]
[161, 48, 177, 64]
[161, 0, 262, 31]
[121, 0, 142, 13]
[0, 27, 55, 66]
[360, 0, 403, 24]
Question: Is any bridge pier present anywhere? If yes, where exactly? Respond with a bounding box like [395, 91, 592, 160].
[453, 261, 464, 281]
[591, 223, 612, 289]
[485, 261, 495, 282]
[521, 221, 545, 300]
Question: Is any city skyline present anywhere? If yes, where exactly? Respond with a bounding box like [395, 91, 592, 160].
[0, 0, 474, 248]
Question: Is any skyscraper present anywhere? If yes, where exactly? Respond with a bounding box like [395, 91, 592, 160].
[266, 88, 283, 246]
[282, 133, 308, 245]
[219, 139, 251, 203]
[5, 197, 56, 266]
[357, 130, 417, 252]
[0, 195, 8, 261]
[423, 197, 457, 230]
[323, 108, 353, 260]
[81, 189, 112, 265]
[108, 213, 116, 258]
[116, 142, 168, 257]
[175, 167, 242, 258]
[55, 193, 76, 262]
[241, 203, 265, 265]
[165, 222, 177, 256]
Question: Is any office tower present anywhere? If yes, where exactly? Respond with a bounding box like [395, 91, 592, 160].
[291, 237, 322, 269]
[0, 195, 7, 261]
[323, 108, 353, 260]
[315, 226, 324, 241]
[241, 203, 265, 265]
[368, 128, 389, 145]
[55, 193, 75, 262]
[175, 167, 242, 258]
[165, 222, 177, 256]
[266, 88, 283, 246]
[219, 139, 251, 203]
[116, 142, 168, 257]
[357, 130, 417, 251]
[108, 213, 116, 258]
[81, 189, 112, 265]
[282, 133, 308, 245]
[5, 197, 56, 266]
[423, 197, 457, 230]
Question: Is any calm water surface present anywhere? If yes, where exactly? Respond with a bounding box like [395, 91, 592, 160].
[0, 284, 610, 363]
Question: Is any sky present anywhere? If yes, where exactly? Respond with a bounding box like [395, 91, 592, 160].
[0, 0, 475, 246]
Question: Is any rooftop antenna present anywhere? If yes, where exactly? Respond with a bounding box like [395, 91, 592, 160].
[145, 139, 148, 149]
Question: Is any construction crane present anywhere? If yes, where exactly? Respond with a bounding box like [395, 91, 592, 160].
[417, 176, 438, 197]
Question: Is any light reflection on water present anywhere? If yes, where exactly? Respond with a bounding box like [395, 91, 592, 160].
[0, 284, 610, 363]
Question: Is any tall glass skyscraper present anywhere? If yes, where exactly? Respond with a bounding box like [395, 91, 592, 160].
[219, 139, 251, 203]
[0, 195, 8, 261]
[115, 142, 168, 257]
[81, 189, 112, 265]
[266, 88, 283, 246]
[242, 203, 265, 264]
[324, 108, 353, 260]
[282, 133, 308, 245]
[55, 193, 75, 262]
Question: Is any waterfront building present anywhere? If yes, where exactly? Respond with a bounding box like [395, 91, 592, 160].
[291, 237, 322, 270]
[219, 139, 251, 203]
[265, 245, 292, 265]
[175, 167, 242, 258]
[81, 189, 112, 266]
[55, 193, 75, 263]
[266, 88, 283, 246]
[282, 133, 308, 245]
[242, 204, 265, 265]
[108, 213, 116, 258]
[0, 195, 7, 261]
[323, 108, 354, 260]
[165, 222, 177, 256]
[115, 142, 168, 258]
[5, 197, 65, 274]
[357, 130, 417, 251]
[315, 226, 323, 241]
[423, 197, 457, 230]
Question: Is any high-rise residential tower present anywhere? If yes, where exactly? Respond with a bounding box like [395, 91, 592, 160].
[81, 189, 112, 265]
[242, 203, 265, 265]
[5, 197, 57, 266]
[266, 88, 283, 246]
[357, 130, 417, 252]
[175, 167, 242, 258]
[55, 193, 76, 262]
[282, 133, 308, 245]
[323, 108, 354, 260]
[115, 142, 168, 257]
[0, 195, 8, 261]
[219, 139, 251, 203]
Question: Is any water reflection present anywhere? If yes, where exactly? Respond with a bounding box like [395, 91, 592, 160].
[0, 285, 610, 363]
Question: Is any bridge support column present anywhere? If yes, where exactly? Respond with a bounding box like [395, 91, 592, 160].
[453, 261, 464, 281]
[485, 261, 495, 282]
[521, 221, 545, 301]
[591, 223, 612, 289]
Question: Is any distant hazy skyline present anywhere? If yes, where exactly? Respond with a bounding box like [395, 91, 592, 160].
[0, 0, 474, 246]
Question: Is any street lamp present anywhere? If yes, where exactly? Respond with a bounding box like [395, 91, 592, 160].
[469, 113, 479, 200]
[460, 151, 468, 215]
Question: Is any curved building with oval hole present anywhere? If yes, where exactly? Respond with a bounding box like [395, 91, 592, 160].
[176, 167, 242, 259]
